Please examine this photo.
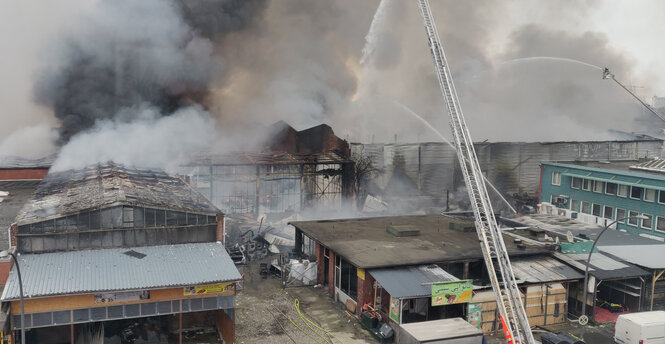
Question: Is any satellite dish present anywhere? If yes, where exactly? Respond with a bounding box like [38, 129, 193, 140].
[566, 231, 574, 243]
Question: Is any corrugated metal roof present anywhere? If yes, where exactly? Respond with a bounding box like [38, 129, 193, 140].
[552, 252, 649, 280]
[630, 158, 665, 174]
[511, 256, 583, 283]
[1, 242, 241, 301]
[600, 245, 665, 270]
[368, 264, 458, 299]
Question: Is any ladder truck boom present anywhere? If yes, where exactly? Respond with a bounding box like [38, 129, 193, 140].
[415, 1, 535, 343]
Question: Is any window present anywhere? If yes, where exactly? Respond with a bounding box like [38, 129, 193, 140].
[660, 190, 665, 204]
[645, 189, 656, 202]
[657, 217, 665, 233]
[571, 177, 581, 189]
[617, 184, 628, 197]
[630, 186, 643, 200]
[581, 201, 591, 214]
[552, 172, 561, 186]
[628, 211, 639, 226]
[582, 179, 591, 191]
[642, 214, 653, 229]
[570, 199, 580, 212]
[603, 206, 613, 219]
[616, 208, 626, 223]
[592, 204, 601, 217]
[337, 257, 357, 300]
[605, 183, 617, 195]
[593, 181, 604, 193]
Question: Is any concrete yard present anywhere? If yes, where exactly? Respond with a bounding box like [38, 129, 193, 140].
[235, 259, 376, 344]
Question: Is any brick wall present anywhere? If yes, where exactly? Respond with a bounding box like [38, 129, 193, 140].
[0, 169, 48, 181]
[315, 243, 325, 285]
[10, 224, 17, 248]
[328, 250, 335, 297]
[216, 214, 225, 243]
[356, 270, 375, 316]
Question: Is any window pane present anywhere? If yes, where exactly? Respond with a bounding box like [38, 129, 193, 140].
[340, 259, 350, 295]
[552, 172, 561, 186]
[582, 179, 591, 191]
[592, 204, 601, 217]
[642, 214, 653, 229]
[645, 189, 656, 202]
[657, 217, 665, 232]
[660, 190, 665, 204]
[631, 186, 643, 199]
[605, 183, 617, 195]
[571, 177, 581, 189]
[603, 206, 613, 219]
[593, 181, 604, 193]
[571, 199, 580, 212]
[628, 211, 639, 225]
[581, 202, 591, 214]
[616, 209, 626, 222]
[617, 185, 628, 197]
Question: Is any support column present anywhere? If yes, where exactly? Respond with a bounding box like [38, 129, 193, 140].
[179, 309, 183, 344]
[70, 324, 74, 344]
[651, 269, 665, 311]
[328, 251, 336, 297]
[462, 261, 470, 280]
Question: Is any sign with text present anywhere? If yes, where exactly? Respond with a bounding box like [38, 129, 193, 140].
[431, 280, 473, 306]
[184, 282, 235, 296]
[95, 290, 149, 303]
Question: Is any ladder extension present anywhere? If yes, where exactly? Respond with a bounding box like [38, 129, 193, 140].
[415, 1, 535, 343]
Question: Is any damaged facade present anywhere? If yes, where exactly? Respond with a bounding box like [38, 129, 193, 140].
[1, 163, 241, 344]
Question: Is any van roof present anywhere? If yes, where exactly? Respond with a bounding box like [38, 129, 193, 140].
[619, 311, 665, 324]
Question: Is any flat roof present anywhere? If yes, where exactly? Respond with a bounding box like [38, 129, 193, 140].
[290, 215, 547, 269]
[185, 151, 350, 166]
[16, 162, 219, 225]
[600, 245, 665, 270]
[543, 160, 665, 181]
[399, 318, 482, 341]
[553, 252, 649, 280]
[369, 265, 458, 299]
[1, 242, 241, 300]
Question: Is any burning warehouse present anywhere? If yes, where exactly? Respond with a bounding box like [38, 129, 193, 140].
[1, 162, 241, 343]
[179, 122, 355, 217]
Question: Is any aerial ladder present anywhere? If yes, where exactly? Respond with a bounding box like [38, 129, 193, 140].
[415, 1, 535, 343]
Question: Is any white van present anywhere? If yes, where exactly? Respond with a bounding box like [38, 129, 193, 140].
[615, 311, 665, 344]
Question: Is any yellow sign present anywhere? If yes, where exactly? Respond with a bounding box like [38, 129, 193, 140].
[357, 268, 365, 280]
[184, 282, 235, 296]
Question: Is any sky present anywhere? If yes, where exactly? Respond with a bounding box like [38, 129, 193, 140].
[1, 0, 665, 161]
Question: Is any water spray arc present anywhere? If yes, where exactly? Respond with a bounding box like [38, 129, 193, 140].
[500, 56, 602, 71]
[392, 101, 517, 214]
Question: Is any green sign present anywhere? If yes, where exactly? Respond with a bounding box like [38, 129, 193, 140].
[467, 303, 482, 329]
[432, 280, 473, 306]
[389, 297, 400, 323]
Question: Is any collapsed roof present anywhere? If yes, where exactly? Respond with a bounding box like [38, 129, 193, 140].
[16, 162, 219, 226]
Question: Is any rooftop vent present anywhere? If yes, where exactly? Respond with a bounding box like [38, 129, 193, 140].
[386, 225, 420, 237]
[123, 250, 147, 259]
[448, 222, 475, 232]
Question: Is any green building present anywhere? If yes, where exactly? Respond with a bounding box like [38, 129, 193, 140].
[539, 158, 665, 239]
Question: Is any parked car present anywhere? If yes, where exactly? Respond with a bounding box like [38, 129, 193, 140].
[614, 311, 665, 344]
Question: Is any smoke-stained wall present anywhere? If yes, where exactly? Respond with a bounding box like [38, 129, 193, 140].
[354, 140, 664, 209]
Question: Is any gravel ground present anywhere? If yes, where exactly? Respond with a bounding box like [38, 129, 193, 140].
[235, 259, 376, 344]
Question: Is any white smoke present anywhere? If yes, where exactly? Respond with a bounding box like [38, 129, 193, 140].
[50, 106, 218, 172]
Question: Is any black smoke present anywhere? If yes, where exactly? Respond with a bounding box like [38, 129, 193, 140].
[34, 0, 266, 144]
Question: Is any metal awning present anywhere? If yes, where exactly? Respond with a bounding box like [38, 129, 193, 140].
[511, 256, 584, 283]
[368, 264, 458, 299]
[600, 245, 665, 270]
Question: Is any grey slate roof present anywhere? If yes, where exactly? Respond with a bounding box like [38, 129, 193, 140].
[1, 242, 241, 300]
[511, 256, 583, 283]
[16, 162, 219, 225]
[368, 264, 459, 299]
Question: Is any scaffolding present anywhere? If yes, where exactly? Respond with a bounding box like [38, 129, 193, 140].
[179, 151, 354, 216]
